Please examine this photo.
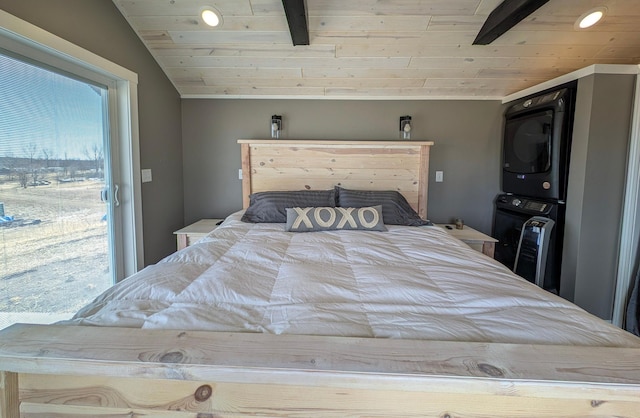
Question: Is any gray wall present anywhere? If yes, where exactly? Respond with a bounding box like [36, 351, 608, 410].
[561, 73, 636, 319]
[0, 0, 184, 265]
[182, 99, 504, 233]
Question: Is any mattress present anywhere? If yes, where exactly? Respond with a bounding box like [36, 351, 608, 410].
[62, 211, 640, 347]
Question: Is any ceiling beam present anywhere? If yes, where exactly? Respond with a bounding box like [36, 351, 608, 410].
[473, 0, 549, 45]
[282, 0, 309, 46]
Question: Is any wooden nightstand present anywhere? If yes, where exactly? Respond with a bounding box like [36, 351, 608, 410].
[173, 219, 223, 250]
[436, 224, 498, 258]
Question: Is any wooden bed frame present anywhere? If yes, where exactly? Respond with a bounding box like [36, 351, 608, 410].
[238, 139, 433, 219]
[1, 139, 639, 418]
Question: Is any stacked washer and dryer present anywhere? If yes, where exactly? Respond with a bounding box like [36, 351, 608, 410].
[492, 82, 577, 294]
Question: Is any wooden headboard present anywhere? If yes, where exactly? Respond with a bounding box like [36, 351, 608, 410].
[238, 140, 434, 219]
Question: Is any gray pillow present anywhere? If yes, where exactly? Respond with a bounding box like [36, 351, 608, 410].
[285, 206, 387, 232]
[335, 186, 431, 226]
[241, 189, 336, 223]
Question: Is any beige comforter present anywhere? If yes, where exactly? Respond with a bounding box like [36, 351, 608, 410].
[62, 211, 640, 347]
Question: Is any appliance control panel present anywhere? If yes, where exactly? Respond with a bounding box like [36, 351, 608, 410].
[506, 88, 568, 114]
[496, 194, 551, 214]
[523, 200, 548, 212]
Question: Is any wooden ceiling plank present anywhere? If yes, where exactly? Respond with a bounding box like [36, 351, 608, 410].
[594, 46, 640, 60]
[165, 67, 303, 79]
[301, 68, 482, 79]
[324, 86, 507, 97]
[159, 56, 411, 69]
[427, 15, 486, 32]
[250, 0, 288, 16]
[424, 77, 547, 89]
[309, 16, 431, 32]
[114, 0, 254, 16]
[151, 44, 336, 58]
[178, 86, 326, 96]
[314, 30, 476, 46]
[282, 0, 309, 45]
[127, 15, 288, 32]
[202, 77, 427, 88]
[491, 30, 628, 46]
[305, 0, 481, 16]
[338, 43, 602, 59]
[168, 30, 292, 44]
[477, 68, 569, 79]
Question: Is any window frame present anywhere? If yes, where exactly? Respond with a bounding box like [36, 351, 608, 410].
[0, 9, 143, 279]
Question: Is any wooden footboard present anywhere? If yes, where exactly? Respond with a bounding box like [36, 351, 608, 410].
[1, 324, 639, 417]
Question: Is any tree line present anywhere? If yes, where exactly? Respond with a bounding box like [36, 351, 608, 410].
[0, 143, 104, 188]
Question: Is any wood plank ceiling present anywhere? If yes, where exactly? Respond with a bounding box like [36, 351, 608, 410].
[113, 0, 640, 99]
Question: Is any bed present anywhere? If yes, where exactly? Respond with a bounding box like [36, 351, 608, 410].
[1, 140, 639, 418]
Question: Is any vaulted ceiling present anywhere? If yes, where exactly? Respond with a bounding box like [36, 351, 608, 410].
[113, 0, 640, 100]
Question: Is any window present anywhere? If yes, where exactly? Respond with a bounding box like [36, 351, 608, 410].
[0, 10, 142, 327]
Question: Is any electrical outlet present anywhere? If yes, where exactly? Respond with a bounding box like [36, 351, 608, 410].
[141, 169, 152, 183]
[435, 171, 444, 182]
[238, 169, 243, 180]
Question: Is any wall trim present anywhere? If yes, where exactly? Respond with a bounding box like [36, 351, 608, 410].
[613, 66, 640, 327]
[502, 64, 640, 103]
[181, 94, 504, 101]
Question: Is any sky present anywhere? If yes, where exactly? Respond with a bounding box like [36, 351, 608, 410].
[0, 52, 105, 161]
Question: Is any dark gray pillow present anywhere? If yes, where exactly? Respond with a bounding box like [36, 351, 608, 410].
[285, 206, 387, 232]
[335, 186, 431, 226]
[241, 189, 336, 223]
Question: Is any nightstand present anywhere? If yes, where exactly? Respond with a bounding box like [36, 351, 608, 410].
[437, 224, 498, 258]
[173, 219, 223, 250]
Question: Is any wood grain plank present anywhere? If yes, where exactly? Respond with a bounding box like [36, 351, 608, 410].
[251, 178, 420, 194]
[418, 144, 430, 219]
[128, 15, 287, 31]
[424, 77, 547, 89]
[249, 143, 423, 155]
[152, 43, 336, 57]
[301, 67, 482, 79]
[203, 76, 426, 88]
[304, 0, 481, 16]
[113, 0, 254, 16]
[251, 167, 420, 180]
[241, 143, 251, 208]
[249, 153, 420, 169]
[178, 85, 327, 96]
[339, 43, 603, 58]
[160, 55, 412, 69]
[313, 30, 476, 46]
[166, 67, 303, 79]
[168, 30, 292, 45]
[0, 371, 19, 418]
[323, 87, 507, 98]
[18, 373, 640, 418]
[1, 324, 640, 389]
[309, 15, 431, 31]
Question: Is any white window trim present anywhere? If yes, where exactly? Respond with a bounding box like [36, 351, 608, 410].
[0, 9, 143, 277]
[613, 66, 640, 327]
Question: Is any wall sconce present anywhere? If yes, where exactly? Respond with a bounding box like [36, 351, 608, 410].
[399, 116, 412, 140]
[271, 115, 282, 138]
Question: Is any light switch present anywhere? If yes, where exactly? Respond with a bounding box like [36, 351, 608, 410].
[435, 171, 444, 182]
[141, 169, 152, 183]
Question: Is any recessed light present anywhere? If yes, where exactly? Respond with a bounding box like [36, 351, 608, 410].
[201, 7, 221, 27]
[575, 7, 606, 29]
